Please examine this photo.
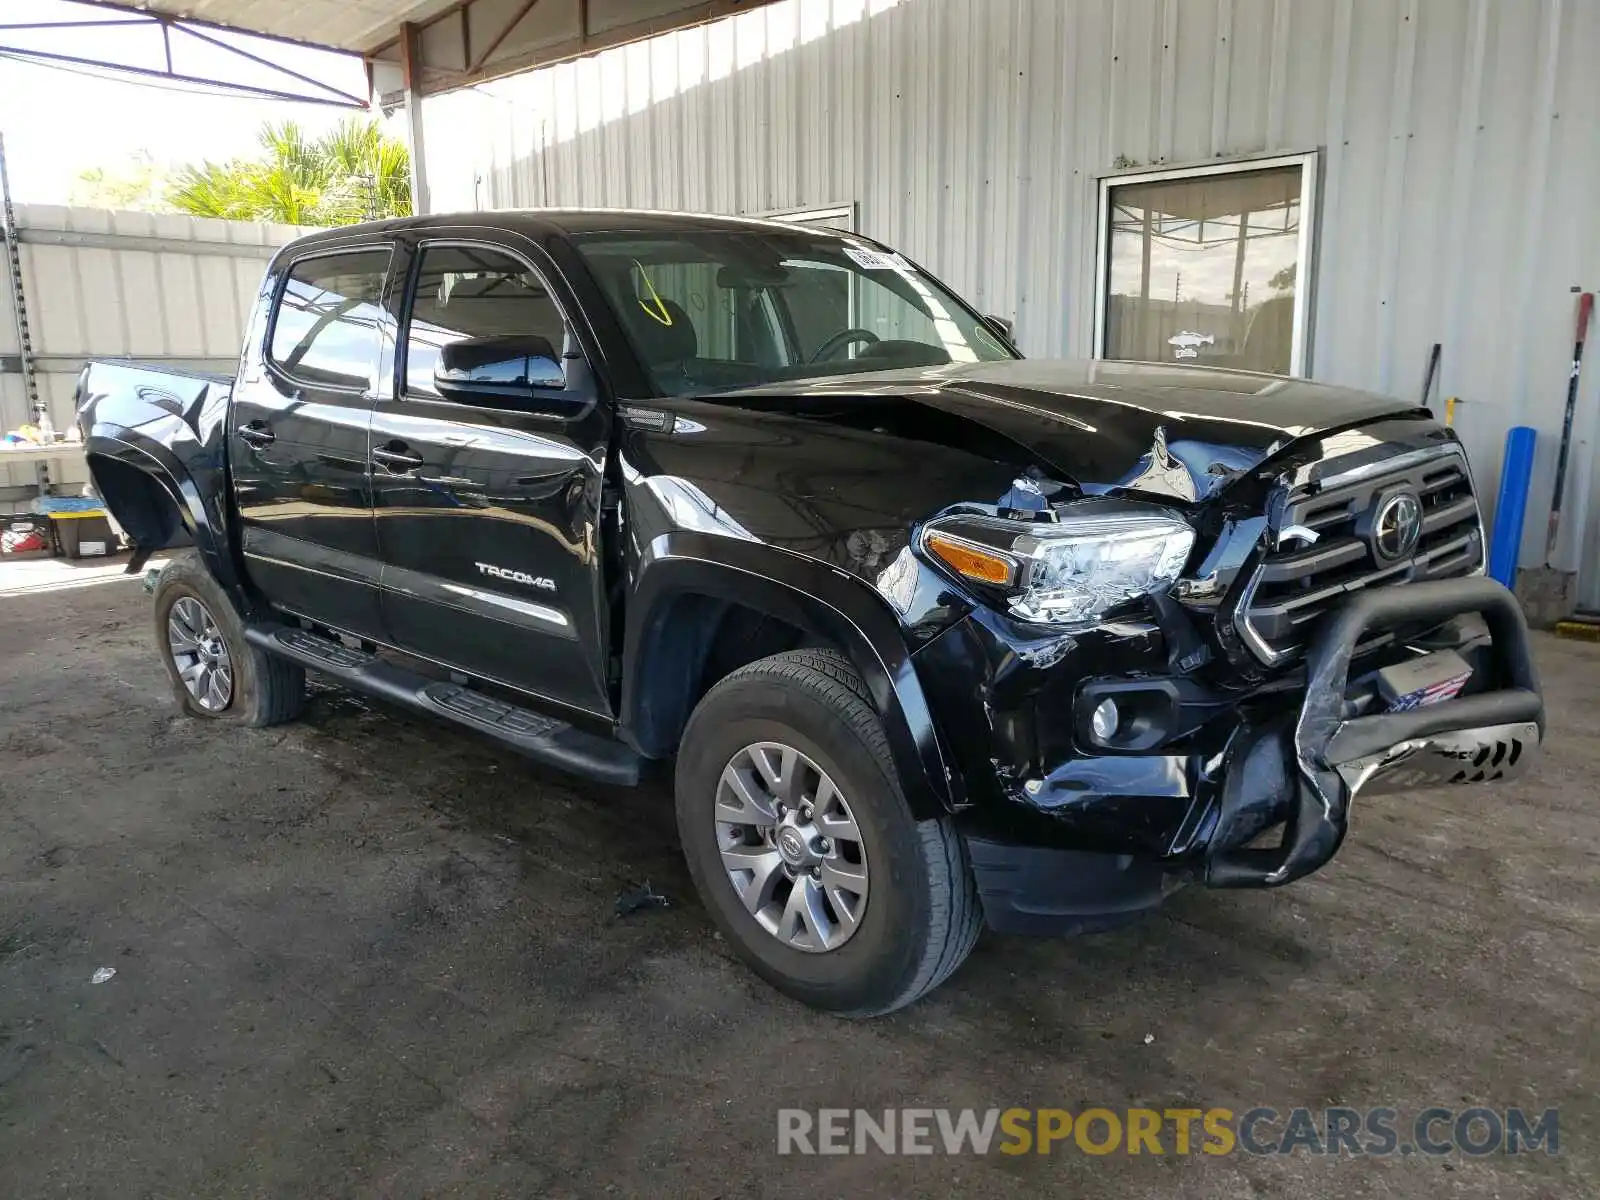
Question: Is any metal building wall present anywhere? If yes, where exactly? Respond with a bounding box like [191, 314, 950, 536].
[424, 0, 1600, 600]
[1, 205, 307, 512]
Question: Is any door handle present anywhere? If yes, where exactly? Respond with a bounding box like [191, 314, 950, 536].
[238, 421, 275, 448]
[372, 444, 424, 473]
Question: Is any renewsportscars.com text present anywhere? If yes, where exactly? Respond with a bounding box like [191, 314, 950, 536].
[776, 1106, 1558, 1157]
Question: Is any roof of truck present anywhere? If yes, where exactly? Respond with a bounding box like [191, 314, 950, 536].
[287, 208, 854, 250]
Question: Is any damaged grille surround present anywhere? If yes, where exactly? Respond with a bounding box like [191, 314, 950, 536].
[1231, 443, 1486, 666]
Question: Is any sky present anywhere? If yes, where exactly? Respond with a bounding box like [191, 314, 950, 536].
[0, 0, 374, 204]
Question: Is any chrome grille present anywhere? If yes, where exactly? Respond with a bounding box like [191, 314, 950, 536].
[1236, 446, 1484, 663]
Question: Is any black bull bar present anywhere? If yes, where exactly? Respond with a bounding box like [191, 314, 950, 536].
[1206, 577, 1544, 889]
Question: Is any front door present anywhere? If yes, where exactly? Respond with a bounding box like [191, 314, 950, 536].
[369, 237, 614, 717]
[231, 244, 392, 638]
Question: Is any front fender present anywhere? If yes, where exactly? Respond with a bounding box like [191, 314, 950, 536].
[623, 532, 962, 818]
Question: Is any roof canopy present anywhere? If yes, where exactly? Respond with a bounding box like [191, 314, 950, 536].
[17, 0, 782, 101]
[82, 0, 461, 55]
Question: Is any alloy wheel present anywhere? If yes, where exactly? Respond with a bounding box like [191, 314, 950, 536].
[167, 596, 233, 712]
[714, 741, 870, 953]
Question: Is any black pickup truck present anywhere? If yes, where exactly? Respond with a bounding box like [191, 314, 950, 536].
[77, 210, 1544, 1015]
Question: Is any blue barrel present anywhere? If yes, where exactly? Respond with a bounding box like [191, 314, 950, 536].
[1488, 426, 1537, 586]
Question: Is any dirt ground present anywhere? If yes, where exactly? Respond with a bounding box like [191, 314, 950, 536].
[1, 570, 1595, 1198]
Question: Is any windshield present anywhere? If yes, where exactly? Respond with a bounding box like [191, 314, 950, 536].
[570, 228, 1016, 395]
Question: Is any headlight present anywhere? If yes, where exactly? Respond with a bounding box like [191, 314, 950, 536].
[921, 502, 1195, 626]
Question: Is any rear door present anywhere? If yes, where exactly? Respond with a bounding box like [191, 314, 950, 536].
[231, 245, 392, 638]
[369, 235, 615, 717]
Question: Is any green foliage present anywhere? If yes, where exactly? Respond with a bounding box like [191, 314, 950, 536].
[165, 118, 411, 226]
[71, 152, 175, 213]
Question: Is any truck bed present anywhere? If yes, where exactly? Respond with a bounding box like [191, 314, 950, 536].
[74, 359, 236, 569]
[78, 359, 233, 422]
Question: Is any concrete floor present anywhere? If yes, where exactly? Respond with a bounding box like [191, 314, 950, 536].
[1, 574, 1595, 1198]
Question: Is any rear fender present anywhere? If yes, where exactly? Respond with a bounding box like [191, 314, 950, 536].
[76, 363, 248, 609]
[624, 532, 961, 818]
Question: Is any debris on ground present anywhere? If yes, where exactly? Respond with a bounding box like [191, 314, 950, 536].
[91, 967, 116, 984]
[615, 882, 671, 918]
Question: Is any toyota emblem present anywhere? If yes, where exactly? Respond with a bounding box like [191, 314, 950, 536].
[1372, 491, 1424, 562]
[777, 828, 807, 864]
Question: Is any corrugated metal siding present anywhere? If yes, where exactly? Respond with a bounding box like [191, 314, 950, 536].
[0, 206, 309, 513]
[422, 0, 1600, 595]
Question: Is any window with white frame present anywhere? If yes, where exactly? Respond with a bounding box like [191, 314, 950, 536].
[1095, 154, 1318, 376]
[763, 203, 858, 233]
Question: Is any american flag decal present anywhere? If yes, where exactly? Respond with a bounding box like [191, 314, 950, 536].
[1388, 671, 1472, 712]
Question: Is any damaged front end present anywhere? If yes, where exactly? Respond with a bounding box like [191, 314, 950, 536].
[907, 425, 1545, 935]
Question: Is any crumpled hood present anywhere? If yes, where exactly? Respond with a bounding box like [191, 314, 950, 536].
[709, 358, 1425, 504]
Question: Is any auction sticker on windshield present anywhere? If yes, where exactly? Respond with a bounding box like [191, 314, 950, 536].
[843, 247, 911, 271]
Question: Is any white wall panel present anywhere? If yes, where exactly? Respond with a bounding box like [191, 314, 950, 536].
[423, 0, 1600, 597]
[1, 205, 310, 510]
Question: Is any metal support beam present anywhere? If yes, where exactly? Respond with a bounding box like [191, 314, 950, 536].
[175, 22, 372, 108]
[3, 353, 243, 375]
[400, 22, 431, 216]
[0, 43, 368, 106]
[1232, 209, 1251, 315]
[0, 133, 42, 429]
[12, 226, 285, 259]
[0, 1, 368, 108]
[45, 0, 359, 56]
[368, 0, 783, 97]
[468, 0, 541, 75]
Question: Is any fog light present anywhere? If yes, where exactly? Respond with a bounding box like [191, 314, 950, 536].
[1091, 697, 1120, 743]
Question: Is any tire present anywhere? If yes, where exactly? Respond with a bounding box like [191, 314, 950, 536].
[675, 648, 982, 1016]
[152, 553, 305, 728]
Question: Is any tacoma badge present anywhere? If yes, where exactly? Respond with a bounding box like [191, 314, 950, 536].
[475, 562, 557, 591]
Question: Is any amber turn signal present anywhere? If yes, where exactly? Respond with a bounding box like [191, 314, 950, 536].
[924, 530, 1017, 587]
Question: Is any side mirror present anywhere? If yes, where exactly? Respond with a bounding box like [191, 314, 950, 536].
[434, 334, 565, 404]
[982, 314, 1015, 344]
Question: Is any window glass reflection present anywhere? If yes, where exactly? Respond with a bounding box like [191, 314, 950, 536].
[1104, 165, 1303, 374]
[573, 229, 1014, 396]
[269, 251, 390, 389]
[405, 246, 568, 397]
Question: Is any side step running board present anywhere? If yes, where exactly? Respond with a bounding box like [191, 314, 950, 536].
[246, 624, 643, 787]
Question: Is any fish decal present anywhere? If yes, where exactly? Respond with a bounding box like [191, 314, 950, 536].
[1167, 331, 1216, 360]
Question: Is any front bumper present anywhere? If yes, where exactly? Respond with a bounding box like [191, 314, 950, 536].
[940, 576, 1543, 932]
[1204, 575, 1542, 887]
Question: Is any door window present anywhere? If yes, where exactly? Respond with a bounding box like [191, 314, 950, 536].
[1097, 157, 1316, 375]
[404, 245, 569, 398]
[268, 250, 391, 390]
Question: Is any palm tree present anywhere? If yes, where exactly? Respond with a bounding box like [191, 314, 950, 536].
[72, 152, 174, 211]
[167, 118, 411, 226]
